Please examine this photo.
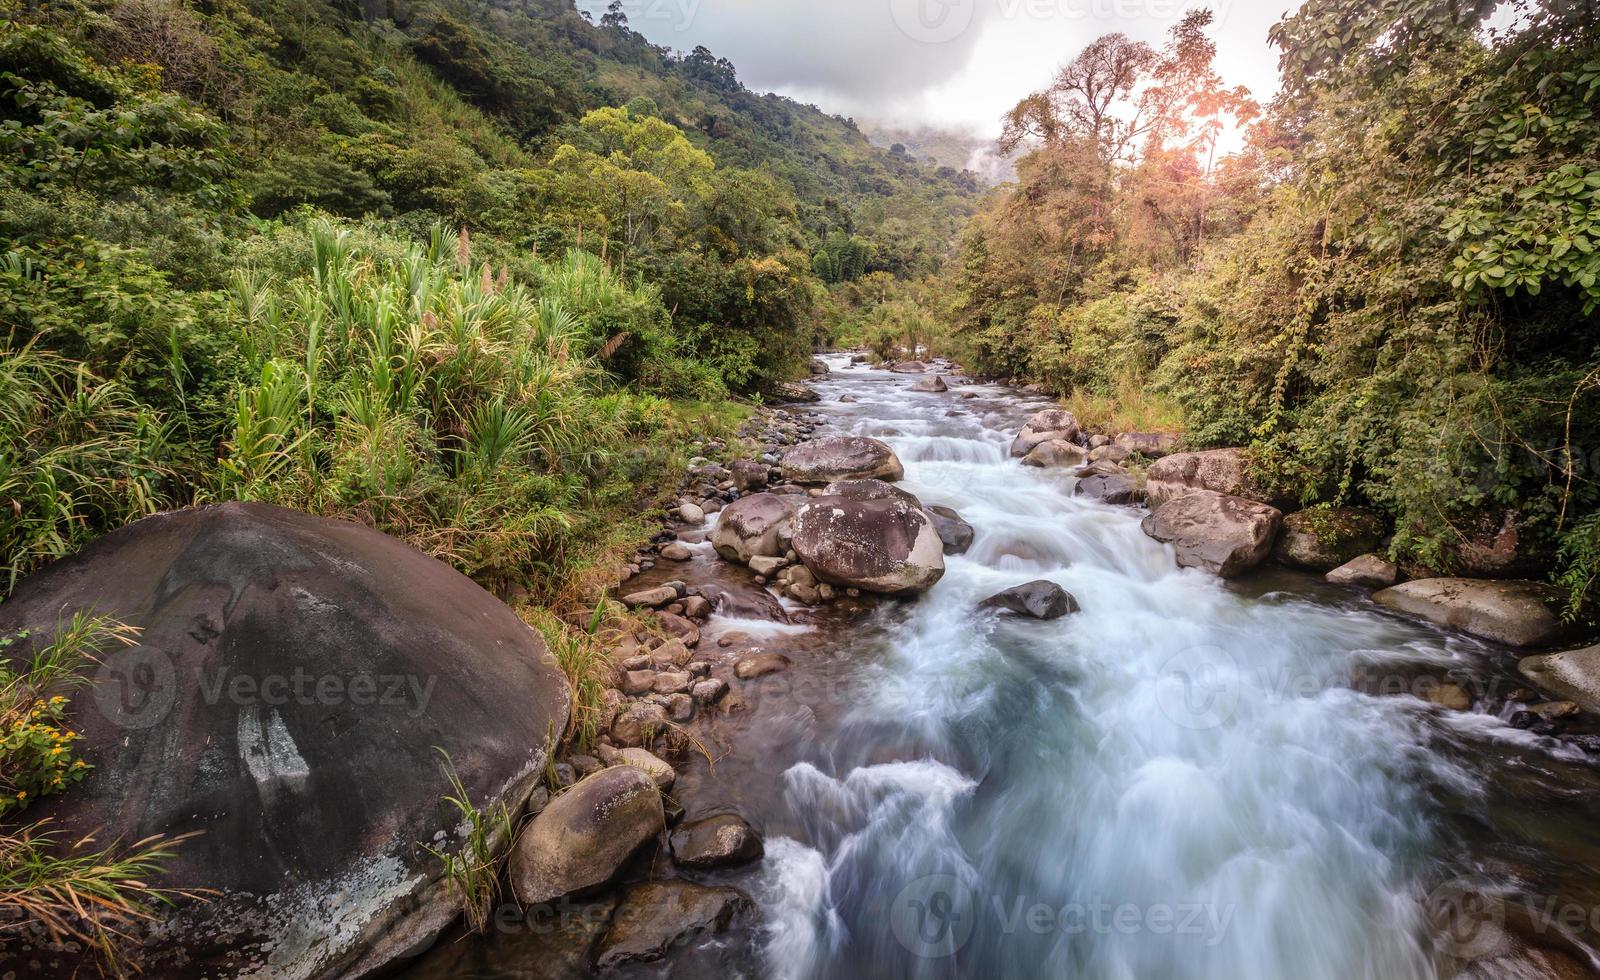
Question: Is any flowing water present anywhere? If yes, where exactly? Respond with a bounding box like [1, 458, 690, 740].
[725, 355, 1600, 980]
[406, 355, 1600, 980]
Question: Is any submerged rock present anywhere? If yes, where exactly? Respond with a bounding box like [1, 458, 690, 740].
[734, 652, 792, 679]
[595, 881, 753, 969]
[781, 436, 905, 484]
[1372, 578, 1576, 648]
[978, 580, 1080, 620]
[791, 479, 945, 594]
[508, 766, 663, 906]
[1141, 490, 1284, 578]
[0, 502, 570, 979]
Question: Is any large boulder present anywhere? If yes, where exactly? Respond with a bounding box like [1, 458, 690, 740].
[978, 580, 1079, 620]
[710, 493, 800, 564]
[1274, 507, 1385, 571]
[780, 436, 904, 484]
[1141, 490, 1284, 578]
[791, 480, 945, 595]
[0, 502, 569, 979]
[1144, 448, 1289, 509]
[928, 505, 974, 555]
[910, 375, 948, 393]
[1372, 579, 1578, 648]
[1020, 439, 1088, 469]
[508, 766, 663, 906]
[1519, 645, 1600, 714]
[1009, 409, 1080, 458]
[729, 460, 770, 492]
[1112, 431, 1181, 458]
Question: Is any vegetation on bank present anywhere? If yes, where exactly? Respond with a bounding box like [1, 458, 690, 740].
[930, 3, 1600, 610]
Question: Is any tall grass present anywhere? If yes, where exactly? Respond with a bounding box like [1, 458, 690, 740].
[1060, 379, 1186, 436]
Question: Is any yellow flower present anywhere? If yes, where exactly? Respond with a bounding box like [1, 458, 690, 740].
[16, 792, 25, 800]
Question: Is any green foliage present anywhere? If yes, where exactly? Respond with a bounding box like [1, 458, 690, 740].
[951, 1, 1600, 610]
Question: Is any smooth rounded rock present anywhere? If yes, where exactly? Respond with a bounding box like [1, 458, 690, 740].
[791, 479, 945, 594]
[508, 766, 663, 906]
[670, 814, 764, 868]
[710, 493, 800, 564]
[1373, 579, 1577, 648]
[978, 580, 1080, 619]
[1141, 490, 1284, 578]
[780, 436, 904, 484]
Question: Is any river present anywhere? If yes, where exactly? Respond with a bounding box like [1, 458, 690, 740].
[409, 353, 1600, 979]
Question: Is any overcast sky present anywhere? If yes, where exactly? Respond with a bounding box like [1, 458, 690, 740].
[580, 0, 1294, 138]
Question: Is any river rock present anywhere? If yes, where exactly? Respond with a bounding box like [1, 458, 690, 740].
[781, 436, 904, 484]
[1145, 448, 1289, 509]
[911, 375, 948, 392]
[1112, 431, 1181, 458]
[730, 460, 769, 491]
[677, 502, 706, 525]
[0, 502, 569, 979]
[734, 652, 791, 678]
[1010, 409, 1080, 458]
[611, 701, 670, 747]
[791, 479, 945, 594]
[604, 747, 676, 789]
[1021, 439, 1089, 469]
[660, 542, 693, 561]
[890, 360, 928, 373]
[978, 580, 1080, 619]
[595, 882, 753, 969]
[692, 678, 728, 703]
[711, 492, 800, 564]
[1518, 645, 1600, 714]
[508, 766, 663, 906]
[766, 381, 819, 403]
[1141, 490, 1284, 578]
[1088, 444, 1131, 464]
[1274, 507, 1384, 571]
[670, 814, 764, 868]
[623, 585, 679, 608]
[809, 357, 829, 375]
[1326, 553, 1400, 589]
[1371, 579, 1576, 648]
[928, 505, 974, 555]
[709, 584, 790, 623]
[1075, 469, 1137, 505]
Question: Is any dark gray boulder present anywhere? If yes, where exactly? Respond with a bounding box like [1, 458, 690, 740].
[928, 505, 974, 555]
[978, 580, 1080, 620]
[0, 502, 569, 980]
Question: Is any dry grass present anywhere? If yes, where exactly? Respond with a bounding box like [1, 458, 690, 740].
[0, 822, 203, 977]
[1060, 379, 1185, 436]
